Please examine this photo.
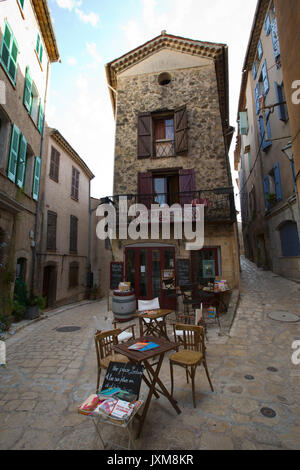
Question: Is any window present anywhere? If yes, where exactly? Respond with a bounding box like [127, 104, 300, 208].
[35, 33, 43, 65]
[49, 146, 60, 182]
[259, 113, 272, 151]
[0, 22, 18, 84]
[274, 82, 288, 122]
[280, 222, 300, 257]
[239, 111, 248, 135]
[265, 12, 271, 36]
[69, 215, 78, 253]
[137, 105, 188, 159]
[69, 262, 79, 288]
[16, 257, 26, 282]
[71, 167, 80, 200]
[138, 169, 195, 208]
[32, 156, 41, 201]
[47, 211, 57, 251]
[249, 185, 256, 219]
[158, 72, 172, 86]
[7, 124, 27, 187]
[263, 163, 282, 210]
[23, 66, 44, 131]
[0, 109, 12, 170]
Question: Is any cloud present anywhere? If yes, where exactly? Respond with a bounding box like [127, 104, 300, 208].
[75, 8, 100, 28]
[67, 56, 78, 66]
[56, 0, 76, 10]
[86, 43, 102, 68]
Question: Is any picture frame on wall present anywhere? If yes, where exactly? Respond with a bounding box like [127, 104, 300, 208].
[202, 260, 215, 278]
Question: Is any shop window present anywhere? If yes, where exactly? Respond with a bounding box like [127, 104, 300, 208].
[191, 248, 221, 285]
[280, 222, 300, 257]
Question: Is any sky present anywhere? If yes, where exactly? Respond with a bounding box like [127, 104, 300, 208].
[47, 0, 258, 201]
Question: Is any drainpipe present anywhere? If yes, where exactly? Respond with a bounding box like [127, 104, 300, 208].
[87, 181, 92, 288]
[30, 60, 50, 296]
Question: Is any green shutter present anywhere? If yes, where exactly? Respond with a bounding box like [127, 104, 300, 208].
[19, 0, 25, 9]
[39, 44, 43, 63]
[7, 125, 21, 182]
[1, 23, 12, 70]
[23, 66, 32, 111]
[37, 100, 44, 134]
[32, 156, 41, 201]
[36, 33, 40, 53]
[16, 134, 27, 188]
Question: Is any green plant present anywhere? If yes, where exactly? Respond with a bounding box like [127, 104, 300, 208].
[3, 271, 14, 285]
[0, 295, 13, 330]
[266, 193, 276, 202]
[13, 300, 26, 322]
[27, 295, 46, 311]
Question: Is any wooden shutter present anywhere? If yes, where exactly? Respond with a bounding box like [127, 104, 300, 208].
[179, 169, 195, 206]
[252, 63, 257, 81]
[239, 111, 248, 135]
[255, 84, 260, 114]
[47, 211, 57, 251]
[36, 34, 40, 53]
[175, 105, 188, 154]
[259, 116, 272, 152]
[262, 60, 269, 95]
[271, 19, 280, 59]
[7, 124, 20, 182]
[23, 66, 32, 112]
[16, 134, 27, 188]
[274, 162, 282, 201]
[50, 147, 60, 182]
[1, 23, 12, 70]
[32, 156, 41, 201]
[69, 215, 78, 253]
[265, 12, 271, 36]
[69, 262, 79, 288]
[8, 36, 18, 83]
[274, 82, 287, 122]
[39, 44, 43, 63]
[257, 40, 263, 60]
[138, 172, 153, 208]
[71, 167, 80, 200]
[263, 176, 270, 210]
[137, 112, 152, 158]
[37, 99, 44, 134]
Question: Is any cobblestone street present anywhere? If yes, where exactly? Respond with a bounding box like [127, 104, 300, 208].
[1, 257, 300, 450]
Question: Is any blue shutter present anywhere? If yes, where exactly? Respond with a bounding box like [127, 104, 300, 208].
[263, 176, 270, 210]
[32, 157, 41, 201]
[262, 60, 269, 95]
[274, 82, 287, 122]
[274, 162, 282, 201]
[280, 222, 300, 257]
[259, 115, 272, 151]
[257, 40, 263, 60]
[7, 124, 20, 182]
[271, 19, 280, 59]
[255, 84, 260, 114]
[16, 134, 27, 188]
[252, 63, 257, 80]
[265, 12, 271, 36]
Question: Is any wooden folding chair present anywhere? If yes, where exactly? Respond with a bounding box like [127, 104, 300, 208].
[94, 329, 130, 393]
[169, 324, 213, 408]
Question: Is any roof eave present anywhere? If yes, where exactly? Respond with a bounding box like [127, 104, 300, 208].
[31, 0, 60, 63]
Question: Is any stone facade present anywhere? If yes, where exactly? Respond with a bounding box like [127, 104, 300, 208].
[106, 34, 240, 301]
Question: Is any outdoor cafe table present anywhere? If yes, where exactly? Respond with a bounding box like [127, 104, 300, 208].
[135, 309, 173, 340]
[113, 335, 181, 438]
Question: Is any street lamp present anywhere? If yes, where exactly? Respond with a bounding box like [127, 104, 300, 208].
[282, 141, 294, 164]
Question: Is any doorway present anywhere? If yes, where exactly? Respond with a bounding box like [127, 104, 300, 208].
[43, 265, 57, 307]
[125, 246, 176, 309]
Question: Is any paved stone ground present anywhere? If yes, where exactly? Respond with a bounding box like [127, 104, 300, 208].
[1, 257, 300, 450]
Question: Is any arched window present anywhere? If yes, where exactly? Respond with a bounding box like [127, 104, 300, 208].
[16, 257, 27, 281]
[279, 221, 300, 257]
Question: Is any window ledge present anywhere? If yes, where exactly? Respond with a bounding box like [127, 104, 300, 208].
[71, 196, 79, 202]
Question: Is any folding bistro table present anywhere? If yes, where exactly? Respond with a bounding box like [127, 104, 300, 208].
[136, 309, 173, 340]
[113, 336, 181, 438]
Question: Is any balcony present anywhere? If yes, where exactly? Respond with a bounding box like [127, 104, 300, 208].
[100, 187, 236, 224]
[154, 139, 175, 158]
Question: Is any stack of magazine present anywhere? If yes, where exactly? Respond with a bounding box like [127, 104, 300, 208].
[128, 341, 159, 352]
[78, 388, 142, 423]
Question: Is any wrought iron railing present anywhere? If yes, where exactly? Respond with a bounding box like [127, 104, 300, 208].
[153, 139, 175, 157]
[100, 187, 236, 223]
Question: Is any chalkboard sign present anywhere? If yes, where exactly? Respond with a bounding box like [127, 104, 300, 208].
[101, 362, 144, 397]
[110, 262, 124, 289]
[177, 258, 191, 286]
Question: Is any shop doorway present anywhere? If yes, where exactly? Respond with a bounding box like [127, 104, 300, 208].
[125, 246, 176, 310]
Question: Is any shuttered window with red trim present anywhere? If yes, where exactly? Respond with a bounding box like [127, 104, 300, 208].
[138, 172, 153, 208]
[137, 112, 152, 158]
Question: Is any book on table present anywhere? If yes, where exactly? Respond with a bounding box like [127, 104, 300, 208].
[78, 394, 100, 415]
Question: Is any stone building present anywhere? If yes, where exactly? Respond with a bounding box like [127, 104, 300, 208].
[0, 0, 59, 299]
[274, 0, 300, 209]
[36, 128, 94, 307]
[105, 32, 240, 309]
[234, 0, 300, 280]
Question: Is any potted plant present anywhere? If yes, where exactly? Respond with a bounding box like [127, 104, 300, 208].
[266, 193, 277, 206]
[25, 295, 46, 320]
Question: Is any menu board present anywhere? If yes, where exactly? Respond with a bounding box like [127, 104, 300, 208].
[176, 259, 191, 286]
[110, 262, 124, 289]
[101, 362, 144, 397]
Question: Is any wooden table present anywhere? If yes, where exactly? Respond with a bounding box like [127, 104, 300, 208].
[135, 309, 173, 340]
[113, 336, 181, 438]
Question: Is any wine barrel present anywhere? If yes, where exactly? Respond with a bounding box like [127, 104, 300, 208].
[112, 290, 136, 322]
